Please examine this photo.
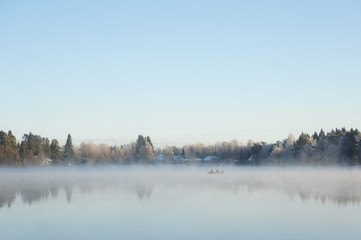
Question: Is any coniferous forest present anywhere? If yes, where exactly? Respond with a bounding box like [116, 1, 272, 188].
[0, 128, 360, 166]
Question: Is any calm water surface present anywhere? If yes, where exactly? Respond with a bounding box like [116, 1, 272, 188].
[1, 166, 361, 240]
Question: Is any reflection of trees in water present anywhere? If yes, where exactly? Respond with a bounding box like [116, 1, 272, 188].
[1, 170, 361, 208]
[20, 185, 51, 205]
[64, 184, 72, 203]
[193, 172, 361, 206]
[0, 184, 16, 208]
[135, 185, 153, 200]
[0, 179, 65, 208]
[231, 172, 361, 206]
[294, 183, 361, 205]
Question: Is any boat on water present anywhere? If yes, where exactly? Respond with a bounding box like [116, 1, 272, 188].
[208, 169, 224, 174]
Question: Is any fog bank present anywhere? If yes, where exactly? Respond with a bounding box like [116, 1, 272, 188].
[1, 167, 361, 208]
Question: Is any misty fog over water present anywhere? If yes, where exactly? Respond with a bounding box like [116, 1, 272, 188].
[1, 166, 361, 207]
[1, 166, 361, 239]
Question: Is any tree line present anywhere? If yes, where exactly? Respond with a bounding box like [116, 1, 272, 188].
[0, 127, 360, 166]
[0, 132, 156, 166]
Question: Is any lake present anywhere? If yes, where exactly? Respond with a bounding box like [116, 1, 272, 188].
[1, 166, 361, 240]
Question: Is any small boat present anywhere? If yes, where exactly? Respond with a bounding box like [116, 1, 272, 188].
[208, 169, 224, 174]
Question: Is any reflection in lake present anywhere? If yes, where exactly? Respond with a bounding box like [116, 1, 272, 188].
[1, 167, 361, 207]
[1, 167, 361, 240]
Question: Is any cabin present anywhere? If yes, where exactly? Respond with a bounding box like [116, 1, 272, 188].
[154, 155, 166, 162]
[203, 156, 217, 162]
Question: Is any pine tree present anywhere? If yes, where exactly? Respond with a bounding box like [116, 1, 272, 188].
[50, 139, 61, 164]
[42, 138, 51, 158]
[312, 132, 319, 142]
[340, 129, 360, 164]
[146, 136, 154, 154]
[63, 134, 74, 163]
[294, 133, 312, 157]
[134, 135, 155, 161]
[135, 135, 146, 160]
[0, 130, 20, 165]
[19, 132, 46, 164]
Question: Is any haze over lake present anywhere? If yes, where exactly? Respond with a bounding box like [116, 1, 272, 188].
[1, 166, 361, 240]
[2, 1, 360, 239]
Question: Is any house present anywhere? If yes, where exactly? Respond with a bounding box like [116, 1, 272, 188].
[154, 155, 166, 162]
[203, 156, 217, 162]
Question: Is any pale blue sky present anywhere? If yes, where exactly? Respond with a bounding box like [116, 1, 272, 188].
[1, 0, 360, 147]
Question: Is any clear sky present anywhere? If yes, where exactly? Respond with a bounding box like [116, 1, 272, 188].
[1, 0, 360, 147]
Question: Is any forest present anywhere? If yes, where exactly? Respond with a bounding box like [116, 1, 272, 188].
[0, 127, 360, 166]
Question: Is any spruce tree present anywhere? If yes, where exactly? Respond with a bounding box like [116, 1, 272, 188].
[50, 139, 61, 164]
[135, 135, 146, 160]
[146, 136, 154, 154]
[63, 134, 74, 163]
[0, 130, 20, 165]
